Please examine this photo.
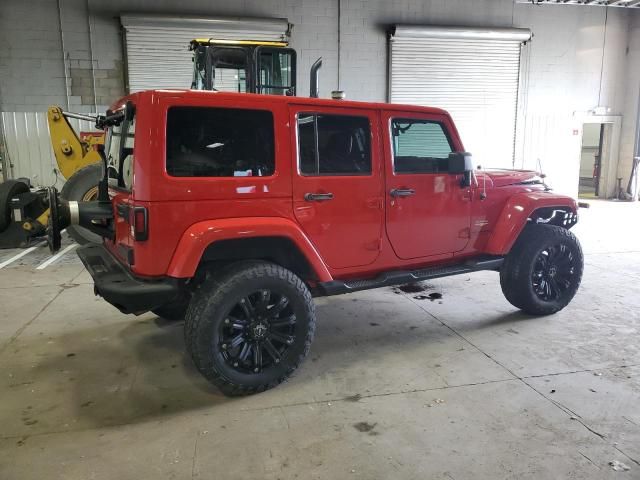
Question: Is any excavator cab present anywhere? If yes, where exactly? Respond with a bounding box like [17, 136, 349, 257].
[190, 39, 296, 95]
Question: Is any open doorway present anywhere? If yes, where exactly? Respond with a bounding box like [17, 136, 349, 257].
[578, 116, 622, 200]
[579, 123, 604, 198]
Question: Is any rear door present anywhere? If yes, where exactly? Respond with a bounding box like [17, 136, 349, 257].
[290, 105, 383, 269]
[383, 111, 471, 259]
[106, 106, 136, 264]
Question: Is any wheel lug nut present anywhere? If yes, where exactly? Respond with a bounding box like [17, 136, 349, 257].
[254, 368, 259, 373]
[221, 344, 227, 350]
[275, 359, 280, 364]
[224, 318, 229, 324]
[233, 362, 238, 367]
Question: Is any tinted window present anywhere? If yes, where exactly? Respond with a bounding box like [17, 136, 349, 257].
[298, 114, 371, 175]
[166, 107, 274, 177]
[391, 119, 453, 174]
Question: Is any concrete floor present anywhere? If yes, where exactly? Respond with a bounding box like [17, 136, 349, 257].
[0, 200, 639, 479]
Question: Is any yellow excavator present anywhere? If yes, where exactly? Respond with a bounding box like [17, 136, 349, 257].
[0, 38, 312, 248]
[0, 107, 105, 247]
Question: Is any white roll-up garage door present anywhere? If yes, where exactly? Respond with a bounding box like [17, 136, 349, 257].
[121, 14, 291, 92]
[389, 26, 531, 168]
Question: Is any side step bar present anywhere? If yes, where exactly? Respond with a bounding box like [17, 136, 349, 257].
[316, 256, 504, 296]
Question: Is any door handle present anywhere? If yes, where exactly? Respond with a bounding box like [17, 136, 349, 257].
[304, 192, 334, 202]
[390, 188, 415, 197]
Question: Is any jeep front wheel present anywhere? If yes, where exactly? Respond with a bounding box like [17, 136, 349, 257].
[184, 261, 315, 396]
[500, 224, 583, 315]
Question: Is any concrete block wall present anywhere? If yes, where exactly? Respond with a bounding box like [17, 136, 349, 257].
[89, 0, 340, 101]
[0, 0, 67, 111]
[338, 0, 516, 102]
[0, 0, 125, 114]
[1, 0, 639, 196]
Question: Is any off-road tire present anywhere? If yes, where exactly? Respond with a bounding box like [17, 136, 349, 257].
[184, 261, 316, 396]
[0, 180, 30, 233]
[60, 163, 102, 244]
[500, 224, 583, 315]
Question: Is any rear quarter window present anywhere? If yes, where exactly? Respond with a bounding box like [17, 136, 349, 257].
[166, 107, 275, 177]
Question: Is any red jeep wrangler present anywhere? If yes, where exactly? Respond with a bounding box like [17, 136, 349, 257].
[47, 90, 583, 395]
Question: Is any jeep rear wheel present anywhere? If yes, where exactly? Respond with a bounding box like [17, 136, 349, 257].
[500, 224, 583, 315]
[184, 261, 315, 396]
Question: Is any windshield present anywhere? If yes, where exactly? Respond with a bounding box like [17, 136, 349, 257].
[106, 109, 135, 190]
[192, 46, 248, 92]
[191, 45, 295, 95]
[257, 48, 295, 95]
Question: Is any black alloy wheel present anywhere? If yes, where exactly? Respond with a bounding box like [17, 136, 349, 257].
[500, 224, 583, 315]
[531, 243, 577, 302]
[184, 261, 315, 396]
[219, 289, 296, 374]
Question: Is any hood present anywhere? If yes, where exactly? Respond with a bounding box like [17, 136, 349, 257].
[481, 169, 544, 188]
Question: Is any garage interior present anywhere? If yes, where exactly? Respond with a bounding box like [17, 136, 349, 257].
[1, 0, 640, 478]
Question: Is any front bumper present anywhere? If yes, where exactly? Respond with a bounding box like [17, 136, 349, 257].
[77, 244, 180, 314]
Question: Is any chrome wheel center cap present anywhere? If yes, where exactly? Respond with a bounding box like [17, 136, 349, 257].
[253, 323, 268, 339]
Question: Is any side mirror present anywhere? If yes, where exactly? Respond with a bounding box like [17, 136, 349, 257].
[448, 152, 473, 174]
[448, 152, 474, 187]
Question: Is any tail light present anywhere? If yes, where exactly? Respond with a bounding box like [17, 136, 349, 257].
[132, 206, 148, 241]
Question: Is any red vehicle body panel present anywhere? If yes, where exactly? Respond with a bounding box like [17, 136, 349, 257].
[105, 90, 578, 283]
[166, 217, 333, 281]
[289, 104, 384, 269]
[484, 191, 578, 255]
[381, 109, 471, 259]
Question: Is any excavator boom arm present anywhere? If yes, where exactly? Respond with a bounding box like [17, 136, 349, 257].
[46, 106, 103, 180]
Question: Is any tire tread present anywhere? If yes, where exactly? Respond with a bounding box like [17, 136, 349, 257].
[184, 260, 315, 396]
[500, 224, 583, 315]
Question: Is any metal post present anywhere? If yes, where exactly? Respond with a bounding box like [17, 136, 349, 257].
[627, 84, 640, 201]
[57, 0, 70, 110]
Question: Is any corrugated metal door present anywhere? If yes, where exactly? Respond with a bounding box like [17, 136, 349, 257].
[1, 112, 93, 187]
[389, 26, 531, 168]
[121, 15, 290, 92]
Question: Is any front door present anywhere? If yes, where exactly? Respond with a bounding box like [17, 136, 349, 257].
[383, 112, 471, 259]
[290, 105, 383, 269]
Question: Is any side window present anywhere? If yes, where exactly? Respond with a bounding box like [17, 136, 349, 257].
[297, 113, 371, 176]
[391, 119, 453, 174]
[211, 48, 248, 93]
[166, 107, 274, 177]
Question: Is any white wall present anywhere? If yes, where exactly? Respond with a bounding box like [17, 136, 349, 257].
[618, 14, 640, 198]
[1, 0, 639, 197]
[512, 5, 632, 196]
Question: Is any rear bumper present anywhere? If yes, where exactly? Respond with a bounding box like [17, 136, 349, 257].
[77, 244, 180, 314]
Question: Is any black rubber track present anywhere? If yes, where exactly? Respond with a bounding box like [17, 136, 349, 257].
[500, 224, 583, 315]
[184, 261, 316, 396]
